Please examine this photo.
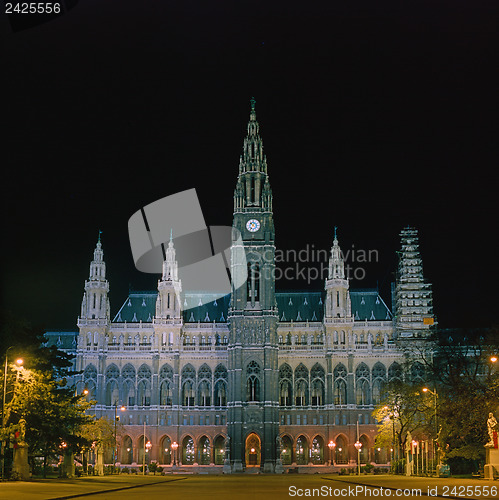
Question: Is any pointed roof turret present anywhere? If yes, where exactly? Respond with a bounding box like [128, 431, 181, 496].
[329, 227, 345, 280]
[162, 229, 179, 282]
[240, 98, 267, 174]
[79, 233, 110, 323]
[233, 98, 272, 212]
[90, 233, 105, 281]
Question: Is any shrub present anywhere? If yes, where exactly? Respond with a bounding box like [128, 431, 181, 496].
[362, 463, 374, 474]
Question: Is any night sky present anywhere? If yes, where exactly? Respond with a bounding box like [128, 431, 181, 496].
[2, 1, 498, 332]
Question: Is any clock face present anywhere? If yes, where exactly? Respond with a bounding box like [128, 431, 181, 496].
[246, 219, 261, 232]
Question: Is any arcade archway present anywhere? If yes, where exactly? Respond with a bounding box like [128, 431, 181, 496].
[245, 433, 261, 467]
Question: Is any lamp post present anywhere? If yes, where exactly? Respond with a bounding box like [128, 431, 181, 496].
[113, 402, 125, 470]
[142, 421, 146, 475]
[145, 441, 152, 468]
[354, 440, 362, 475]
[422, 387, 439, 470]
[328, 441, 335, 466]
[171, 441, 178, 467]
[354, 420, 362, 475]
[1, 350, 23, 480]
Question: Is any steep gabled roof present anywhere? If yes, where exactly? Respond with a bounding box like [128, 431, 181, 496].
[111, 288, 392, 324]
[43, 331, 78, 350]
[113, 292, 156, 323]
[350, 289, 393, 321]
[275, 291, 324, 322]
[182, 293, 231, 323]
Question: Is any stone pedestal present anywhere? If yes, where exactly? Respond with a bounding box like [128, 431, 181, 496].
[405, 452, 413, 476]
[61, 452, 75, 478]
[274, 458, 284, 474]
[484, 447, 499, 480]
[223, 459, 232, 474]
[263, 461, 274, 473]
[12, 444, 30, 480]
[232, 459, 243, 473]
[95, 447, 104, 476]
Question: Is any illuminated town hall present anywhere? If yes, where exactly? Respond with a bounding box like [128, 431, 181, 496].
[51, 102, 435, 472]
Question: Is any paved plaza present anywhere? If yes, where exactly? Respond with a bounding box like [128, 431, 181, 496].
[0, 474, 498, 500]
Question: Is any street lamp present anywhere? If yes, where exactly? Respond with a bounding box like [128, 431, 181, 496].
[113, 402, 125, 470]
[171, 441, 178, 466]
[354, 441, 362, 475]
[328, 441, 336, 466]
[1, 349, 23, 480]
[354, 420, 362, 475]
[422, 387, 439, 470]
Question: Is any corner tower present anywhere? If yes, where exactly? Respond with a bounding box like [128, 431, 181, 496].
[227, 99, 280, 473]
[77, 232, 110, 348]
[325, 228, 352, 320]
[153, 231, 183, 352]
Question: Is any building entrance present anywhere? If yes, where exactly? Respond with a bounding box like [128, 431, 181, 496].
[245, 433, 261, 467]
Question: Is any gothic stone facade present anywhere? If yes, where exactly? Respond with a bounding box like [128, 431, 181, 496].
[53, 104, 435, 472]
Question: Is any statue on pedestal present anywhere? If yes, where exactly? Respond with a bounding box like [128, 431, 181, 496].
[12, 418, 30, 480]
[275, 435, 284, 474]
[222, 435, 232, 474]
[484, 411, 499, 479]
[486, 412, 498, 448]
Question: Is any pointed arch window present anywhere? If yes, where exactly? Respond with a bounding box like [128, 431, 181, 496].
[279, 364, 293, 406]
[198, 380, 211, 406]
[215, 380, 227, 406]
[183, 381, 195, 406]
[247, 261, 260, 302]
[246, 361, 261, 402]
[334, 379, 347, 405]
[334, 363, 348, 405]
[254, 262, 259, 301]
[247, 261, 252, 299]
[160, 380, 172, 405]
[295, 380, 308, 407]
[280, 380, 292, 406]
[311, 364, 325, 406]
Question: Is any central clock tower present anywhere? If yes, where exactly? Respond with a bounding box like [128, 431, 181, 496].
[227, 99, 280, 472]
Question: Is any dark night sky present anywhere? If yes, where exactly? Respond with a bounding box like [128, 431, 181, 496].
[1, 0, 498, 332]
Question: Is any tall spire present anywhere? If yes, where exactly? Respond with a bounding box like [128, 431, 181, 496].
[156, 230, 182, 320]
[234, 98, 271, 212]
[329, 229, 345, 280]
[80, 236, 110, 322]
[325, 228, 352, 320]
[240, 98, 267, 174]
[162, 231, 179, 282]
[90, 234, 105, 281]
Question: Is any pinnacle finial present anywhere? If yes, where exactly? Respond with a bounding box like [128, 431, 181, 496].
[98, 229, 102, 243]
[250, 97, 256, 111]
[334, 226, 338, 240]
[170, 228, 173, 242]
